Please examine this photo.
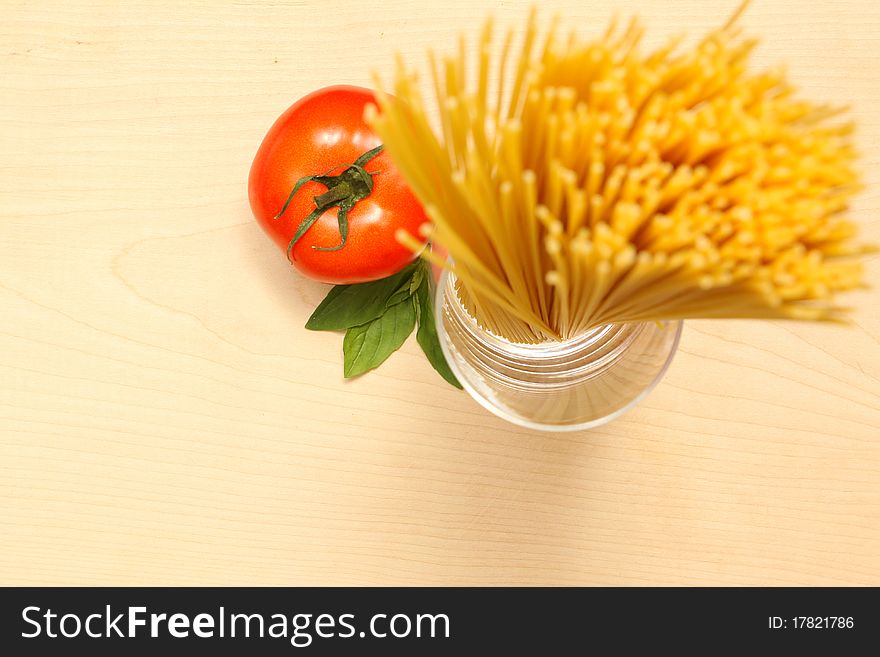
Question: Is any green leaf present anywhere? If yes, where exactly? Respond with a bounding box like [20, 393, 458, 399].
[306, 263, 418, 331]
[408, 264, 425, 296]
[385, 279, 414, 308]
[415, 268, 463, 389]
[343, 299, 416, 378]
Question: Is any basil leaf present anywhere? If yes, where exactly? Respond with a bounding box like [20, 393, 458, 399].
[385, 281, 411, 308]
[306, 262, 418, 331]
[385, 278, 415, 308]
[415, 270, 462, 389]
[343, 298, 417, 378]
[408, 264, 425, 296]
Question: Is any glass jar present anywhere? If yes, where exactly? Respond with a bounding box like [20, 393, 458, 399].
[435, 271, 682, 431]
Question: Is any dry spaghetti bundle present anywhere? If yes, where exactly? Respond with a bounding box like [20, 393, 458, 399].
[367, 7, 869, 343]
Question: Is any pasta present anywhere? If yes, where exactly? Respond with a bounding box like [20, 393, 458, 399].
[368, 4, 870, 343]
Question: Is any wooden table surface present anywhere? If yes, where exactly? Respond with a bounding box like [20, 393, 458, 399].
[2, 0, 879, 586]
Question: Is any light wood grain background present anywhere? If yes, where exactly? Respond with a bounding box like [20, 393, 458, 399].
[1, 0, 878, 586]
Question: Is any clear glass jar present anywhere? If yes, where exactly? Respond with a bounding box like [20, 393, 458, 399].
[435, 271, 682, 431]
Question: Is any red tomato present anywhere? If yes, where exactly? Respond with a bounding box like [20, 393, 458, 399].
[248, 85, 428, 284]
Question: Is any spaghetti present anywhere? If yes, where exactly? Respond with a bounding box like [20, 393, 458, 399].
[368, 5, 869, 343]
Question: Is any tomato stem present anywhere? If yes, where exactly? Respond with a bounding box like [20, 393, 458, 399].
[274, 145, 385, 260]
[314, 182, 352, 209]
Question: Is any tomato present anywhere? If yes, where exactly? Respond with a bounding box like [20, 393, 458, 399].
[248, 85, 428, 284]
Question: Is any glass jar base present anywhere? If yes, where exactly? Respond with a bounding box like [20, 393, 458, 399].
[436, 272, 682, 431]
